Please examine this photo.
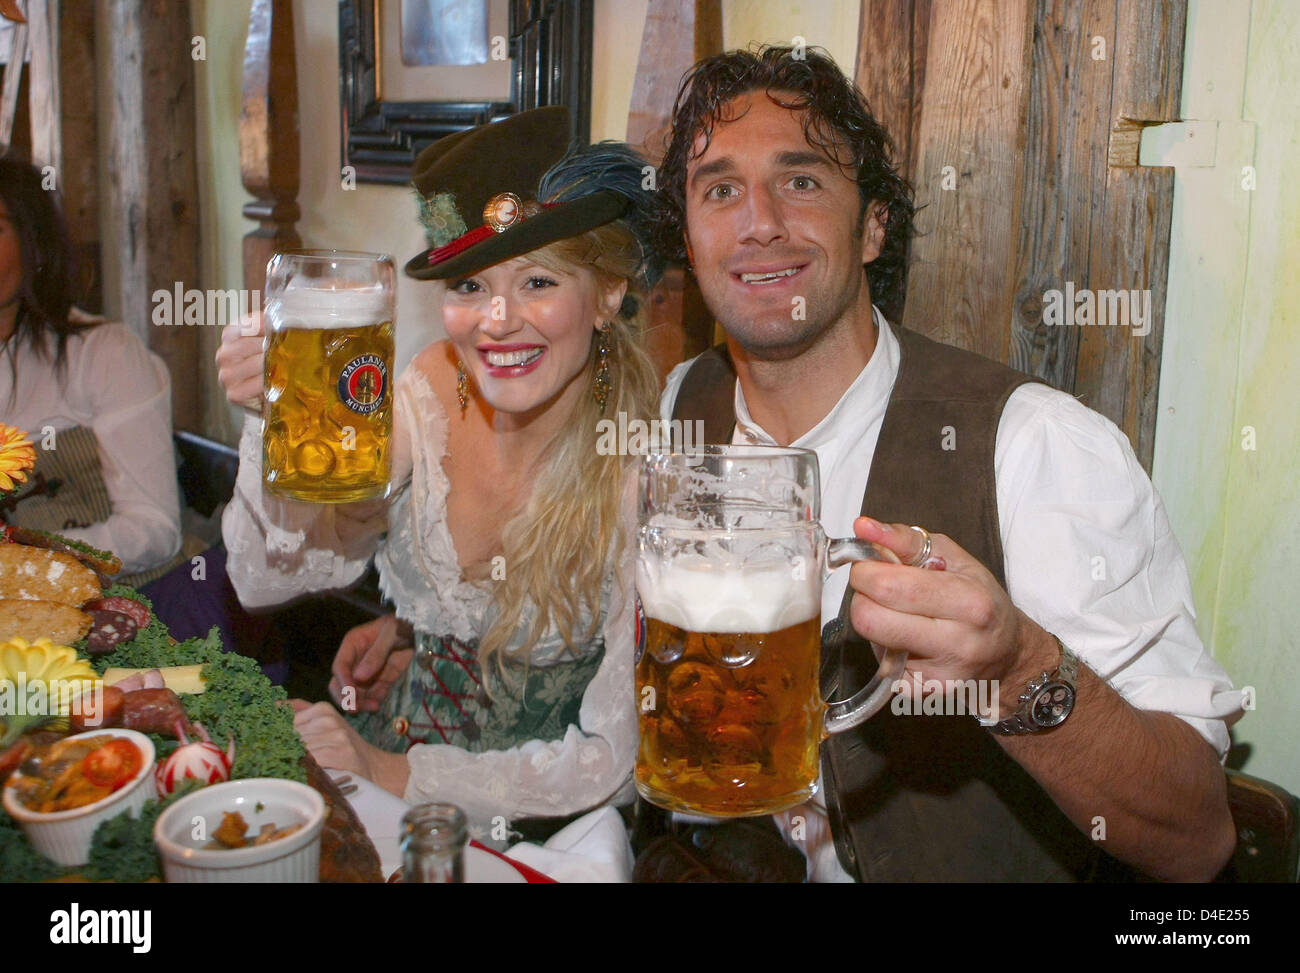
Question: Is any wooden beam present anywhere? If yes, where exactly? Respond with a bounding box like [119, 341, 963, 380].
[900, 0, 1035, 364]
[627, 0, 720, 165]
[694, 0, 722, 61]
[1074, 0, 1186, 470]
[854, 0, 930, 180]
[103, 0, 202, 432]
[1009, 0, 1117, 389]
[0, 15, 29, 155]
[240, 0, 301, 295]
[627, 0, 722, 377]
[58, 0, 100, 313]
[24, 0, 58, 173]
[0, 61, 33, 167]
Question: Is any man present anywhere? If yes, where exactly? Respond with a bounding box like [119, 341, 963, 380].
[649, 46, 1243, 881]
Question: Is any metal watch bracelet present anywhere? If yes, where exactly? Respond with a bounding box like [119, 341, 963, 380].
[980, 635, 1079, 735]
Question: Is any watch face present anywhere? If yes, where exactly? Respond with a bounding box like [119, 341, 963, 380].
[1030, 683, 1074, 728]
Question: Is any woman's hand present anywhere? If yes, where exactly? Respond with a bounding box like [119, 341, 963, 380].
[290, 699, 411, 797]
[215, 311, 266, 410]
[329, 614, 415, 713]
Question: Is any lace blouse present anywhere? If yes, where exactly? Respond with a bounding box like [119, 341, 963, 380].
[221, 363, 637, 830]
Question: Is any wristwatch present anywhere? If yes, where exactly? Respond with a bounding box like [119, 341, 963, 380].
[981, 634, 1079, 735]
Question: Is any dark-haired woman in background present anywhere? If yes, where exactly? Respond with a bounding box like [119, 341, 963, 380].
[0, 157, 181, 580]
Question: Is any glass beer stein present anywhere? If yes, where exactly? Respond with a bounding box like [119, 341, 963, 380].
[635, 445, 907, 817]
[262, 251, 395, 503]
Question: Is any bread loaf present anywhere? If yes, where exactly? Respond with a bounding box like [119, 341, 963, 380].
[0, 544, 101, 606]
[0, 599, 93, 643]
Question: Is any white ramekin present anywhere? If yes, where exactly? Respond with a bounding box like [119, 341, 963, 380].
[153, 777, 325, 883]
[2, 728, 157, 867]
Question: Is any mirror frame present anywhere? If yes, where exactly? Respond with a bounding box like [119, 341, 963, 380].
[338, 0, 593, 184]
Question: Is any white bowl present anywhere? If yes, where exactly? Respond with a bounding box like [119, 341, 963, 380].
[2, 729, 157, 867]
[153, 778, 325, 883]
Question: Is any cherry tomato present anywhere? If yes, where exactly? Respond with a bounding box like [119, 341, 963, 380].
[80, 739, 143, 790]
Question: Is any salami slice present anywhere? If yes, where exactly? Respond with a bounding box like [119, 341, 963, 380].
[83, 595, 151, 630]
[121, 688, 187, 735]
[85, 609, 139, 654]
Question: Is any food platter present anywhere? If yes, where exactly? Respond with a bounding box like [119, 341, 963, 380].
[0, 528, 381, 882]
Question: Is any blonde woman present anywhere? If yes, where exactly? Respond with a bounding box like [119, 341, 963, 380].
[217, 108, 660, 837]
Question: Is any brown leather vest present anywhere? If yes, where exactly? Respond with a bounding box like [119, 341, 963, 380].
[671, 325, 1120, 881]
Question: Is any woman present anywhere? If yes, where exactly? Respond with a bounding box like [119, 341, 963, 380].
[0, 158, 181, 581]
[218, 108, 660, 836]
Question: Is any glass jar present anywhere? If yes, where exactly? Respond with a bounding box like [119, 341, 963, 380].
[400, 803, 467, 883]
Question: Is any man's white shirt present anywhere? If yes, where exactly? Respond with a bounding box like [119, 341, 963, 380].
[659, 311, 1241, 880]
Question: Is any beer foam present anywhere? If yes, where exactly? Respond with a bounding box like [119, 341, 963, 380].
[269, 280, 391, 330]
[636, 559, 819, 634]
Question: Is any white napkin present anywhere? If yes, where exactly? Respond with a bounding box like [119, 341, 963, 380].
[505, 806, 633, 883]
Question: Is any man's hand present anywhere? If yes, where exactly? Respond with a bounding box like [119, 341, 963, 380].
[846, 516, 1055, 704]
[329, 614, 415, 714]
[291, 699, 410, 797]
[843, 515, 1234, 882]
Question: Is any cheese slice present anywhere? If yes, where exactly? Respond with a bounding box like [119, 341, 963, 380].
[102, 664, 207, 695]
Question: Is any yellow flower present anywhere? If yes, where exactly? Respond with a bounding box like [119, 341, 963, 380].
[0, 423, 36, 493]
[0, 637, 99, 706]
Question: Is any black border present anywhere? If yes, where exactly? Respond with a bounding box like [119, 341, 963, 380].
[339, 0, 593, 185]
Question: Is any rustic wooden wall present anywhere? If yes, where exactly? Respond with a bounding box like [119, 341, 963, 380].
[59, 0, 101, 313]
[628, 0, 722, 382]
[0, 1, 101, 312]
[23, 0, 59, 176]
[857, 0, 1186, 470]
[103, 0, 202, 432]
[1075, 0, 1184, 469]
[240, 0, 301, 297]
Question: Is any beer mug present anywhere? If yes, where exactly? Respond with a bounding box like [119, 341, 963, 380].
[635, 445, 907, 817]
[262, 251, 395, 503]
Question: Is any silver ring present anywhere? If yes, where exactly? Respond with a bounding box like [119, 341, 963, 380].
[907, 525, 932, 567]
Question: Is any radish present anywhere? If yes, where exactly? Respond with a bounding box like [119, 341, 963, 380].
[155, 721, 235, 797]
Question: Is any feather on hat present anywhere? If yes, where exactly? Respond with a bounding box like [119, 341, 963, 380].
[404, 107, 659, 286]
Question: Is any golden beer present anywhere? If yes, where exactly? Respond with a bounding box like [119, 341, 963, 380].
[637, 445, 909, 818]
[262, 250, 395, 503]
[263, 320, 394, 502]
[636, 614, 824, 816]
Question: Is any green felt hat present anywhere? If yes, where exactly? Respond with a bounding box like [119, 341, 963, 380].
[405, 106, 630, 281]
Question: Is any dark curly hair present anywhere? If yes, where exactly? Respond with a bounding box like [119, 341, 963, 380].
[650, 44, 915, 321]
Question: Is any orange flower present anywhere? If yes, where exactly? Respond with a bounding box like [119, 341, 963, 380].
[0, 423, 36, 493]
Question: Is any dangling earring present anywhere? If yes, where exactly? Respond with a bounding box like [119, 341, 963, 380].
[592, 326, 612, 412]
[456, 360, 470, 414]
